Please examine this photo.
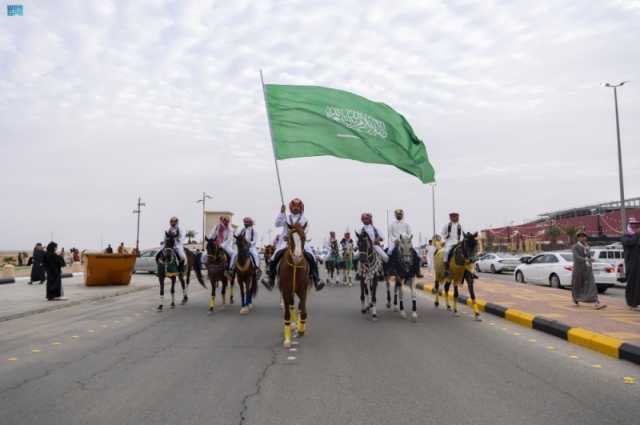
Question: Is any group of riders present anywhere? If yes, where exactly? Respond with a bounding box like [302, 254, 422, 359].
[159, 198, 469, 289]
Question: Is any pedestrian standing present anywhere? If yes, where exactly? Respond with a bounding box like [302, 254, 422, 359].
[43, 242, 66, 301]
[105, 244, 113, 254]
[622, 217, 640, 309]
[571, 231, 605, 309]
[29, 243, 46, 285]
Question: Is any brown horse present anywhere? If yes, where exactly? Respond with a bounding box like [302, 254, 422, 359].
[263, 244, 275, 269]
[279, 223, 311, 348]
[204, 237, 229, 313]
[234, 235, 258, 315]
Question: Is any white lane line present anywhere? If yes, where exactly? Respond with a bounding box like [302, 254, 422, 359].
[287, 356, 296, 360]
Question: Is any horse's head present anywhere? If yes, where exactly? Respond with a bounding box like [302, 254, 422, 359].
[235, 233, 250, 256]
[462, 232, 479, 261]
[164, 231, 176, 249]
[398, 234, 413, 257]
[205, 236, 222, 258]
[356, 230, 371, 261]
[286, 223, 306, 261]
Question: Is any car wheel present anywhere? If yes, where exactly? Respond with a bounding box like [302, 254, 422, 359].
[490, 264, 497, 274]
[597, 285, 608, 294]
[475, 263, 481, 272]
[515, 271, 525, 283]
[549, 274, 562, 289]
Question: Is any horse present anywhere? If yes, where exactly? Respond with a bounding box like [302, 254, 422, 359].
[156, 232, 189, 311]
[389, 235, 419, 321]
[233, 234, 259, 315]
[433, 232, 481, 320]
[204, 237, 230, 313]
[263, 244, 275, 269]
[325, 240, 341, 284]
[356, 230, 384, 321]
[341, 242, 354, 286]
[279, 223, 311, 348]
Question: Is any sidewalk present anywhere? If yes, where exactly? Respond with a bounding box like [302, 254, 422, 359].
[419, 271, 640, 343]
[0, 274, 156, 323]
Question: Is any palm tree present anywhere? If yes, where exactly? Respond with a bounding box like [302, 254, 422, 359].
[186, 230, 197, 245]
[545, 226, 562, 250]
[562, 225, 579, 245]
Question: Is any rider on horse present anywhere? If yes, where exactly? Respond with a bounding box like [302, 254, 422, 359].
[230, 217, 260, 273]
[359, 213, 389, 262]
[207, 216, 234, 274]
[340, 232, 355, 253]
[388, 209, 423, 278]
[164, 217, 186, 264]
[442, 212, 464, 277]
[263, 198, 324, 292]
[326, 231, 338, 251]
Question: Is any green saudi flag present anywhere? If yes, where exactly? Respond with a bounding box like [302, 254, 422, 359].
[264, 84, 435, 184]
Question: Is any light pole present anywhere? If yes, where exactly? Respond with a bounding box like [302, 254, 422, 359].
[603, 81, 629, 234]
[196, 192, 213, 250]
[132, 196, 146, 255]
[431, 184, 436, 239]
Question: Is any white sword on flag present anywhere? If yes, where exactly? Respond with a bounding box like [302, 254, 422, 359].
[260, 69, 285, 206]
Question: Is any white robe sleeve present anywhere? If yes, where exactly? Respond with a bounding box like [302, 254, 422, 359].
[275, 213, 286, 228]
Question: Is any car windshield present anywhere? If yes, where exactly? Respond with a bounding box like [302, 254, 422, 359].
[560, 254, 573, 262]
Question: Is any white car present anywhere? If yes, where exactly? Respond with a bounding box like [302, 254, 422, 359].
[514, 251, 616, 293]
[475, 253, 521, 274]
[134, 248, 159, 273]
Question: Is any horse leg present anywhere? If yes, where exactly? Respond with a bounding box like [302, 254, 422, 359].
[398, 279, 407, 319]
[452, 284, 459, 316]
[240, 278, 249, 315]
[410, 279, 418, 322]
[229, 278, 235, 304]
[297, 294, 307, 336]
[467, 274, 481, 321]
[157, 275, 165, 311]
[386, 278, 391, 309]
[179, 273, 188, 304]
[444, 281, 451, 311]
[434, 281, 440, 308]
[208, 278, 216, 313]
[360, 277, 367, 314]
[170, 278, 176, 308]
[393, 276, 399, 312]
[283, 288, 293, 348]
[370, 278, 378, 321]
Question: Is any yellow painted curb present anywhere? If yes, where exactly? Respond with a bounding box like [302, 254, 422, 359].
[475, 298, 487, 312]
[505, 309, 535, 328]
[567, 328, 622, 358]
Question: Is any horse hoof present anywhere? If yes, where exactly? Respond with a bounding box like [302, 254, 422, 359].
[372, 315, 378, 322]
[208, 307, 214, 314]
[453, 311, 459, 317]
[181, 297, 188, 305]
[283, 339, 291, 348]
[446, 305, 451, 311]
[230, 298, 234, 304]
[434, 301, 439, 308]
[474, 314, 482, 322]
[411, 312, 418, 322]
[393, 306, 399, 312]
[240, 307, 249, 315]
[386, 303, 391, 309]
[400, 311, 407, 319]
[157, 305, 163, 311]
[361, 309, 367, 314]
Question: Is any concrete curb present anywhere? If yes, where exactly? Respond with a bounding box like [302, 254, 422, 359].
[0, 284, 153, 324]
[0, 272, 82, 285]
[416, 282, 640, 367]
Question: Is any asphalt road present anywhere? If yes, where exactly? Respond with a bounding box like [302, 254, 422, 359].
[1, 274, 639, 425]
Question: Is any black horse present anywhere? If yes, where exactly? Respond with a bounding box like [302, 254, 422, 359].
[356, 230, 384, 321]
[156, 232, 193, 311]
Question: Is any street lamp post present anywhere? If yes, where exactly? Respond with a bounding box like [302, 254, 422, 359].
[196, 192, 213, 250]
[431, 184, 436, 239]
[603, 81, 629, 234]
[132, 196, 146, 255]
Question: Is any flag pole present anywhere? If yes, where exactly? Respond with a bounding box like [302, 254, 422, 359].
[260, 69, 285, 206]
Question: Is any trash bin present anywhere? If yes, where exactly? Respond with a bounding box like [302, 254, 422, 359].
[83, 254, 136, 286]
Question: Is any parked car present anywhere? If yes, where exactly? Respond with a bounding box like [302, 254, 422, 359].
[475, 253, 520, 274]
[514, 251, 616, 293]
[590, 245, 625, 286]
[134, 248, 159, 273]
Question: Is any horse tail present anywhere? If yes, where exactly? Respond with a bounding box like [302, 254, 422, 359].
[192, 250, 206, 288]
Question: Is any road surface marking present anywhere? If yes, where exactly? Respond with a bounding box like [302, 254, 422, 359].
[31, 349, 41, 353]
[71, 335, 79, 339]
[547, 346, 556, 351]
[51, 342, 61, 346]
[287, 356, 296, 361]
[489, 322, 495, 326]
[513, 332, 521, 336]
[101, 325, 109, 328]
[8, 357, 18, 362]
[88, 329, 95, 333]
[528, 339, 537, 343]
[569, 355, 579, 359]
[289, 348, 298, 352]
[592, 364, 602, 369]
[292, 341, 299, 345]
[623, 377, 636, 384]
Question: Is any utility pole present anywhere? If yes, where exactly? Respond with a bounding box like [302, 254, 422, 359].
[132, 196, 146, 255]
[603, 81, 629, 234]
[431, 184, 436, 238]
[196, 192, 213, 250]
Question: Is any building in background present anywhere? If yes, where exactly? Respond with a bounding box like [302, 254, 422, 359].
[481, 197, 640, 252]
[204, 211, 235, 240]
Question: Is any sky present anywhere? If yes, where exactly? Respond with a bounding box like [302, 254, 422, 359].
[1, 0, 639, 251]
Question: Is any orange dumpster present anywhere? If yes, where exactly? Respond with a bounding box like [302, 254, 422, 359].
[83, 253, 137, 286]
